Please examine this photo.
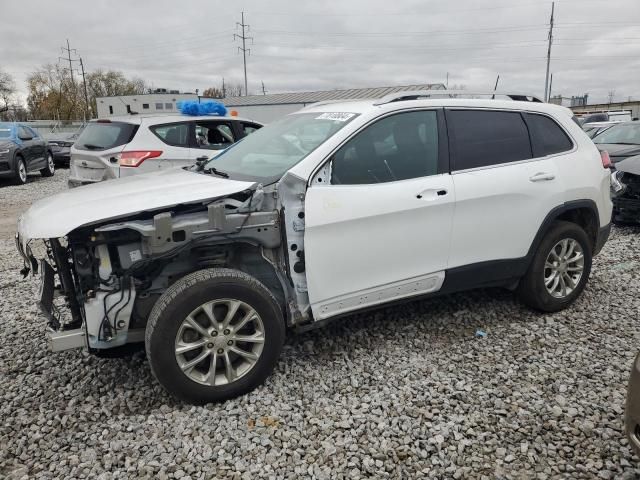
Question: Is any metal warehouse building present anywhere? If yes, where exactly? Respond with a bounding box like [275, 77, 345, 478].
[222, 83, 446, 123]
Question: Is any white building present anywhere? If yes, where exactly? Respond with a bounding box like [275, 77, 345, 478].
[96, 92, 213, 118]
[222, 83, 446, 123]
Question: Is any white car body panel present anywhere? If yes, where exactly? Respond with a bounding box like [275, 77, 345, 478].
[448, 157, 564, 267]
[18, 168, 254, 241]
[304, 174, 455, 319]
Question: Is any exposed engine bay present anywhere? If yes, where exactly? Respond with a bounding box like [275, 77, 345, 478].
[18, 173, 311, 352]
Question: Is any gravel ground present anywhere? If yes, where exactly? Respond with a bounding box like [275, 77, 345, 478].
[1, 171, 640, 479]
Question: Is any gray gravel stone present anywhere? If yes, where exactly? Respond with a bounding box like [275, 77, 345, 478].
[1, 171, 640, 478]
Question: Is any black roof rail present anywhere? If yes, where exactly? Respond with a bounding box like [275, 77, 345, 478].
[373, 90, 544, 105]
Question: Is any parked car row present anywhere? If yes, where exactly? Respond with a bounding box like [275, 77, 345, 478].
[16, 93, 613, 404]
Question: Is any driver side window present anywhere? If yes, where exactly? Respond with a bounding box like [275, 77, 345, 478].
[331, 110, 439, 185]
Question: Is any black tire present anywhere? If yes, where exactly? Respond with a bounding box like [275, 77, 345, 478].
[517, 221, 592, 312]
[145, 268, 285, 404]
[13, 156, 27, 185]
[40, 151, 55, 177]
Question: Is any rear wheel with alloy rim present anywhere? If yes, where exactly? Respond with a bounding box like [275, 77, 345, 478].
[145, 268, 285, 404]
[517, 221, 592, 312]
[41, 152, 55, 177]
[13, 157, 27, 185]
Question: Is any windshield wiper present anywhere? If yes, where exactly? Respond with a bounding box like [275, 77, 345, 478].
[203, 166, 229, 178]
[82, 143, 105, 150]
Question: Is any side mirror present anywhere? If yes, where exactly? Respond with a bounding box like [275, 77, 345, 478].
[18, 134, 32, 141]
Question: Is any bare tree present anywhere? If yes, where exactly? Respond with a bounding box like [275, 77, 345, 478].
[0, 70, 16, 116]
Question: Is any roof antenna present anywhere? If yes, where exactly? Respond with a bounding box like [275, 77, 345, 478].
[492, 74, 500, 100]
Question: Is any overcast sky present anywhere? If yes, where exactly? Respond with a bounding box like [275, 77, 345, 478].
[1, 0, 639, 104]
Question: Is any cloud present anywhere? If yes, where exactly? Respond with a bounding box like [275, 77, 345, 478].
[1, 0, 639, 104]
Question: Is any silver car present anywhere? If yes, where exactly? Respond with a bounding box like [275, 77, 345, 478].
[68, 114, 262, 187]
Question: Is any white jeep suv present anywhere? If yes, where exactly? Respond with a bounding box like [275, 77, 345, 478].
[17, 91, 612, 403]
[68, 114, 262, 187]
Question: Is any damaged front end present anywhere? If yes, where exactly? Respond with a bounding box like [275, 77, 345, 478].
[612, 155, 640, 224]
[16, 176, 312, 354]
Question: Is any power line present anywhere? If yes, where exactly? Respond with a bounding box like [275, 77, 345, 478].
[234, 11, 252, 96]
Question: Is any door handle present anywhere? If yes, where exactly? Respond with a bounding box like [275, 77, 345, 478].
[529, 172, 555, 182]
[416, 189, 448, 200]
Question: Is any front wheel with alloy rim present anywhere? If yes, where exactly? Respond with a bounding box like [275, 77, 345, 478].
[517, 220, 592, 312]
[40, 152, 55, 177]
[13, 157, 27, 185]
[145, 268, 285, 404]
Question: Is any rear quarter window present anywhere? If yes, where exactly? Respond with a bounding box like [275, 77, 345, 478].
[150, 123, 189, 147]
[525, 113, 574, 157]
[75, 122, 138, 151]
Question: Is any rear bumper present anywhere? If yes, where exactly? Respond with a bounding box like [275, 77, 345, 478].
[626, 352, 640, 457]
[594, 223, 611, 255]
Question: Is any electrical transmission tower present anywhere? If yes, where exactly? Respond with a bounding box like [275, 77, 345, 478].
[58, 39, 91, 120]
[234, 12, 252, 96]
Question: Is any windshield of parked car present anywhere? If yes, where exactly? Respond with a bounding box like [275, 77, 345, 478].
[593, 123, 640, 145]
[203, 112, 359, 182]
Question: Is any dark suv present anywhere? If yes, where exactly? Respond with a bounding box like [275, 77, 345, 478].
[0, 122, 55, 184]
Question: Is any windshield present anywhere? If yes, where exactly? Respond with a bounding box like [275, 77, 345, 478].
[593, 123, 640, 145]
[203, 112, 359, 182]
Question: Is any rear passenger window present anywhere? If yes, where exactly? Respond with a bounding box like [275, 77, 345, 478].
[525, 113, 573, 157]
[448, 110, 532, 170]
[151, 123, 189, 147]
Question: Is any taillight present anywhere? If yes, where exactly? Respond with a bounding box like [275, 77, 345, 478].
[118, 150, 162, 167]
[601, 150, 612, 169]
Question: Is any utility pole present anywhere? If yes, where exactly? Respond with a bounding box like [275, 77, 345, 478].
[544, 2, 555, 102]
[446, 72, 449, 89]
[234, 12, 252, 96]
[261, 81, 267, 95]
[79, 58, 90, 120]
[222, 77, 226, 98]
[548, 73, 553, 101]
[59, 39, 80, 120]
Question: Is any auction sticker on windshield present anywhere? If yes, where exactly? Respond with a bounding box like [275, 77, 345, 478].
[315, 112, 355, 122]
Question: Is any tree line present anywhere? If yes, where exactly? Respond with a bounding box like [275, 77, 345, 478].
[0, 66, 246, 123]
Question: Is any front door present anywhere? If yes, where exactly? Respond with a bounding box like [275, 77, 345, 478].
[304, 109, 454, 320]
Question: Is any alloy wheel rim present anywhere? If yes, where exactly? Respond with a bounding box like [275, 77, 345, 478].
[48, 154, 54, 173]
[18, 161, 26, 182]
[544, 238, 584, 299]
[174, 298, 265, 386]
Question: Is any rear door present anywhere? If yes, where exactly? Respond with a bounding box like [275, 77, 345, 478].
[144, 121, 193, 172]
[69, 121, 138, 184]
[446, 109, 565, 271]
